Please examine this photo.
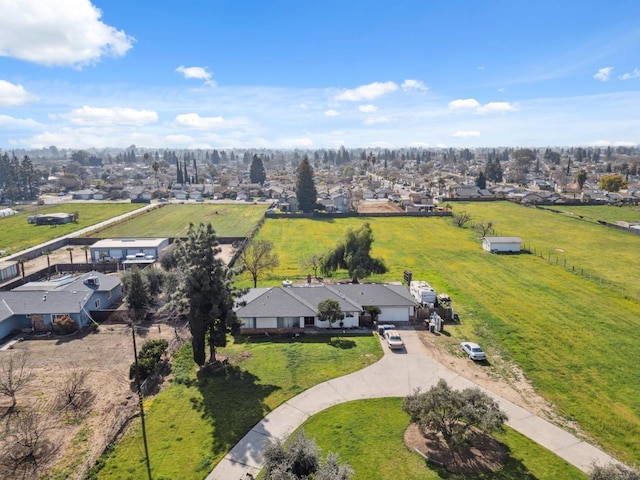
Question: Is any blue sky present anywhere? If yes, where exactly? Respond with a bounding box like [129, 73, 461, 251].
[1, 0, 640, 150]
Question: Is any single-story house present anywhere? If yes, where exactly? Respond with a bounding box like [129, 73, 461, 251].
[0, 271, 122, 340]
[27, 212, 74, 225]
[482, 236, 522, 253]
[89, 238, 170, 262]
[235, 283, 417, 333]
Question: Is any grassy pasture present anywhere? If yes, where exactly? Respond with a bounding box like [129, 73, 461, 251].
[0, 203, 142, 256]
[251, 206, 640, 464]
[89, 203, 268, 238]
[297, 398, 586, 480]
[538, 204, 640, 224]
[97, 335, 382, 480]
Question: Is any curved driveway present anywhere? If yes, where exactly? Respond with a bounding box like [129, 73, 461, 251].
[208, 329, 616, 479]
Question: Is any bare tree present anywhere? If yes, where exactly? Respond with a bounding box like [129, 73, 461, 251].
[452, 211, 472, 227]
[0, 352, 33, 411]
[0, 407, 57, 478]
[58, 368, 92, 413]
[476, 221, 494, 237]
[301, 254, 323, 279]
[238, 239, 280, 288]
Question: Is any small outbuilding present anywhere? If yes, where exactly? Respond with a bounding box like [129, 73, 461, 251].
[482, 236, 522, 253]
[89, 238, 170, 262]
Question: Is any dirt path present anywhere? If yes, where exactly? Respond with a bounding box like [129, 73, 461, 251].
[416, 329, 588, 439]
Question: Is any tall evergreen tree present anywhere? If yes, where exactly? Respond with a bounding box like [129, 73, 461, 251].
[476, 171, 487, 189]
[250, 154, 267, 185]
[171, 223, 236, 366]
[295, 156, 318, 213]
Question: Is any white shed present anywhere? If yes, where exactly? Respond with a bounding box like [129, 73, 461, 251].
[483, 236, 522, 253]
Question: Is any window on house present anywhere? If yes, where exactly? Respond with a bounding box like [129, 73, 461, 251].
[94, 299, 100, 309]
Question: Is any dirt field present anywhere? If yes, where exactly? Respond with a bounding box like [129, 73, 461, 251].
[0, 320, 186, 479]
[357, 199, 404, 213]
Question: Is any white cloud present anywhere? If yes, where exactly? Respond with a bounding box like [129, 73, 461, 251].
[363, 115, 391, 125]
[174, 113, 227, 129]
[277, 137, 313, 148]
[60, 106, 158, 126]
[401, 79, 428, 92]
[477, 102, 519, 114]
[175, 65, 215, 86]
[358, 104, 377, 113]
[0, 114, 43, 129]
[449, 98, 518, 115]
[325, 109, 340, 117]
[452, 130, 480, 138]
[619, 68, 640, 80]
[0, 0, 133, 67]
[334, 81, 397, 102]
[0, 80, 37, 106]
[593, 67, 613, 81]
[165, 134, 195, 146]
[448, 98, 481, 110]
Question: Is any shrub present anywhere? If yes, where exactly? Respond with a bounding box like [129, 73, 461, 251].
[129, 339, 169, 381]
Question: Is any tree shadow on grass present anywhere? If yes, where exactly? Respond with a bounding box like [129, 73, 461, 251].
[407, 425, 539, 480]
[328, 338, 356, 349]
[194, 364, 280, 458]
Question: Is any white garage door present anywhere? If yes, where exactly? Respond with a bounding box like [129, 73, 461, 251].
[378, 306, 410, 322]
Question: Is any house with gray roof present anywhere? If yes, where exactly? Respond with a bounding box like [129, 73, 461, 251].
[0, 271, 122, 340]
[235, 283, 417, 332]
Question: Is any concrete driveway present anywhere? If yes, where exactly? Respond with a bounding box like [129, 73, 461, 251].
[208, 329, 616, 479]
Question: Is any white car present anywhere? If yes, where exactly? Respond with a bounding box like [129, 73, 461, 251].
[385, 330, 405, 350]
[461, 342, 486, 361]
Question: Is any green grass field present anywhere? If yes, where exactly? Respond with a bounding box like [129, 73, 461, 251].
[96, 335, 382, 480]
[538, 204, 640, 224]
[250, 205, 640, 464]
[0, 203, 143, 256]
[296, 398, 586, 480]
[90, 203, 268, 238]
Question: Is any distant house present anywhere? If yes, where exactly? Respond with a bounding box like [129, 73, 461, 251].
[71, 189, 94, 200]
[27, 212, 74, 225]
[235, 283, 417, 333]
[0, 271, 122, 340]
[482, 236, 522, 253]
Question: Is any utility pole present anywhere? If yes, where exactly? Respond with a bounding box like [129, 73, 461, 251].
[131, 325, 153, 480]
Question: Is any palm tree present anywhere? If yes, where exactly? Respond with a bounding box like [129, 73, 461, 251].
[66, 247, 74, 272]
[42, 250, 52, 279]
[81, 245, 91, 266]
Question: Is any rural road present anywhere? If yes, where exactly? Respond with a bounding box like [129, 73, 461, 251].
[207, 329, 617, 479]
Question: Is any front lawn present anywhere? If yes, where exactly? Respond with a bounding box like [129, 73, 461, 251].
[96, 334, 382, 480]
[295, 398, 586, 480]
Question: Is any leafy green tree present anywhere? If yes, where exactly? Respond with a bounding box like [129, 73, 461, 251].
[129, 339, 168, 381]
[296, 156, 318, 213]
[250, 154, 267, 185]
[171, 223, 236, 366]
[121, 265, 150, 311]
[576, 169, 588, 190]
[402, 379, 508, 452]
[317, 299, 344, 328]
[321, 222, 387, 283]
[238, 239, 279, 288]
[599, 174, 627, 192]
